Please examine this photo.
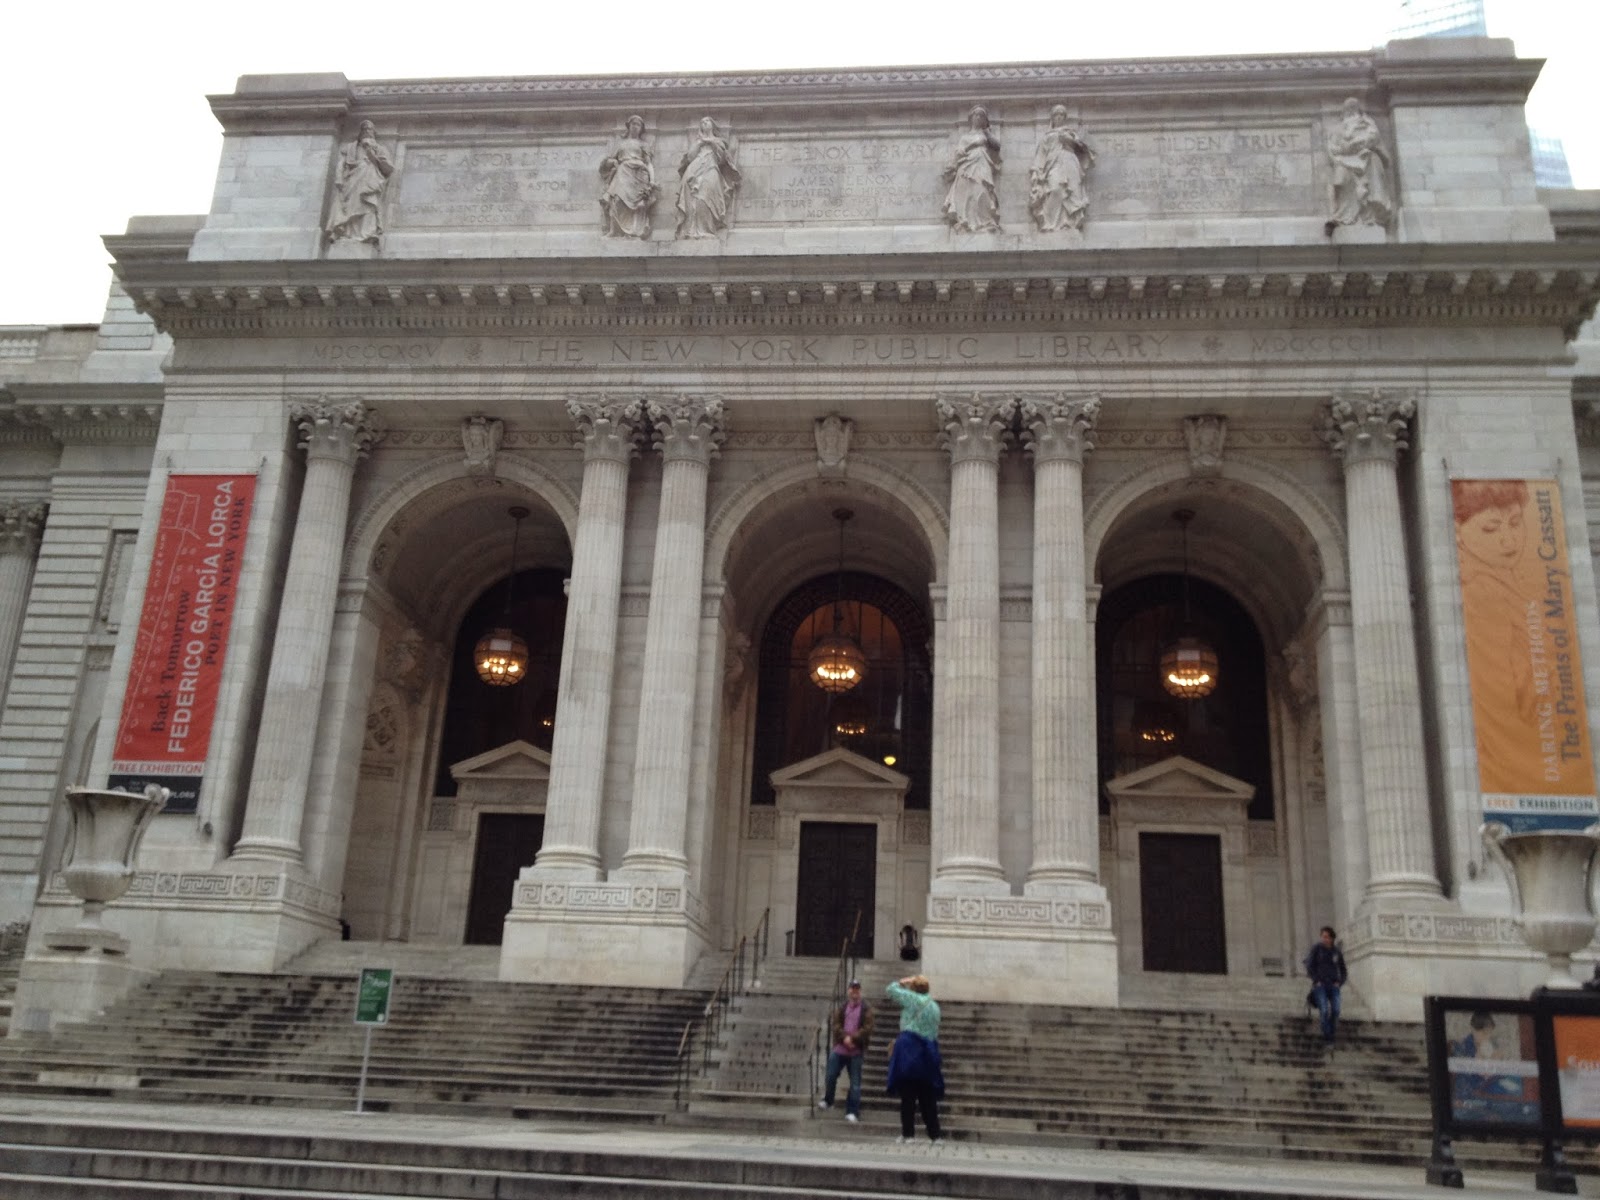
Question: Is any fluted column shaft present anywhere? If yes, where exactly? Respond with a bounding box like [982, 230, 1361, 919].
[235, 400, 376, 863]
[1322, 390, 1442, 900]
[0, 502, 47, 711]
[536, 398, 640, 878]
[621, 396, 724, 878]
[931, 394, 1013, 888]
[1020, 395, 1101, 892]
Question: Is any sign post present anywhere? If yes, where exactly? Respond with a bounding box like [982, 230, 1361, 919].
[352, 967, 394, 1114]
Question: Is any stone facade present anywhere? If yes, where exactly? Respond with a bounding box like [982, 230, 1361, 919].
[2, 37, 1600, 1018]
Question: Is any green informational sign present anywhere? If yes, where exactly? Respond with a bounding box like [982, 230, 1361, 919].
[354, 967, 394, 1026]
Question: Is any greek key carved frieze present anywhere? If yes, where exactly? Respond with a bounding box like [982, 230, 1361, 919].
[928, 893, 1110, 931]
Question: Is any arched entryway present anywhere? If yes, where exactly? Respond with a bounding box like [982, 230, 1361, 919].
[332, 477, 573, 945]
[711, 474, 939, 962]
[1091, 479, 1332, 981]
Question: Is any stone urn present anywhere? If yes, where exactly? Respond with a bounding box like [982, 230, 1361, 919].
[54, 784, 168, 951]
[1482, 821, 1600, 989]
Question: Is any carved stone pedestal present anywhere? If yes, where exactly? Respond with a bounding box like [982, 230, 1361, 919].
[499, 879, 709, 988]
[9, 948, 153, 1036]
[921, 891, 1118, 1005]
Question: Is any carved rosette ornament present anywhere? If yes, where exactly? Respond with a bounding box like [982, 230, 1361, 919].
[1320, 389, 1415, 467]
[814, 413, 853, 477]
[0, 501, 47, 556]
[936, 394, 1016, 464]
[1184, 415, 1227, 476]
[1019, 394, 1100, 464]
[290, 398, 379, 464]
[461, 415, 504, 475]
[567, 396, 642, 465]
[646, 395, 726, 464]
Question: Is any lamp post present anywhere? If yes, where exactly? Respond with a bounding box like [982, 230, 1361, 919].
[474, 505, 531, 687]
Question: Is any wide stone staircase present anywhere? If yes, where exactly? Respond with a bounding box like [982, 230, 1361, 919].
[0, 941, 1574, 1194]
[0, 953, 707, 1120]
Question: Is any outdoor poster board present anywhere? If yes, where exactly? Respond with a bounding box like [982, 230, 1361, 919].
[354, 967, 394, 1026]
[1553, 1014, 1600, 1130]
[108, 475, 255, 814]
[1442, 1007, 1541, 1128]
[1451, 478, 1599, 832]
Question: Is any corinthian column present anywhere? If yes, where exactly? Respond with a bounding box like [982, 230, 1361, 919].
[534, 397, 641, 879]
[1321, 389, 1442, 901]
[931, 393, 1013, 890]
[234, 399, 377, 863]
[1019, 394, 1103, 894]
[0, 502, 47, 710]
[619, 395, 725, 880]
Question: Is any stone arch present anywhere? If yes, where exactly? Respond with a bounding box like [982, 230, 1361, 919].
[344, 453, 580, 581]
[705, 455, 948, 588]
[1085, 452, 1346, 596]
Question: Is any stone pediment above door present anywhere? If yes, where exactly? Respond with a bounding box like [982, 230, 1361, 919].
[450, 739, 552, 783]
[1104, 755, 1254, 809]
[448, 740, 552, 810]
[771, 747, 908, 817]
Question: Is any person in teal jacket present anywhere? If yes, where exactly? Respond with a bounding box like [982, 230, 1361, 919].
[884, 974, 944, 1143]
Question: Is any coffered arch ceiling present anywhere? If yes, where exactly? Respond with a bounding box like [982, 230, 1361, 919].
[364, 478, 573, 640]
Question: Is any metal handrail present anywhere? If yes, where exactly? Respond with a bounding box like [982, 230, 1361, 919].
[672, 907, 771, 1110]
[812, 907, 864, 1114]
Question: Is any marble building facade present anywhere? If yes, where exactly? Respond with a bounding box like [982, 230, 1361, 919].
[2, 37, 1599, 1019]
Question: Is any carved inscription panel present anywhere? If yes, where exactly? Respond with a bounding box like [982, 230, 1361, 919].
[393, 145, 597, 228]
[1093, 126, 1315, 216]
[738, 136, 950, 225]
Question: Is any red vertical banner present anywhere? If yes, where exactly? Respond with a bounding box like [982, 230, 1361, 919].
[109, 475, 256, 813]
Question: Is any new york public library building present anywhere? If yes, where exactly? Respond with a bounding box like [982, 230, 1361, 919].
[2, 34, 1600, 1026]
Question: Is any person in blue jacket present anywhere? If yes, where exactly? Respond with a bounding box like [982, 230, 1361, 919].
[884, 974, 944, 1143]
[1304, 925, 1348, 1048]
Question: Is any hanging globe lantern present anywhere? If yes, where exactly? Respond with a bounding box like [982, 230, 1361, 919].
[1158, 509, 1220, 701]
[1160, 635, 1219, 699]
[474, 626, 529, 687]
[809, 633, 867, 694]
[473, 505, 531, 687]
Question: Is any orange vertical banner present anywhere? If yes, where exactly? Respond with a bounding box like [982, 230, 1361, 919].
[1452, 479, 1598, 831]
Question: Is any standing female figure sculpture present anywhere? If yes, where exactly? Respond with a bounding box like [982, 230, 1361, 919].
[1326, 98, 1393, 228]
[676, 117, 741, 239]
[942, 106, 1001, 233]
[599, 115, 659, 239]
[326, 120, 395, 245]
[1029, 106, 1095, 233]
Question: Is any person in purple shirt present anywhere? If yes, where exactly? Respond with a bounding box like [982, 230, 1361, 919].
[817, 979, 876, 1121]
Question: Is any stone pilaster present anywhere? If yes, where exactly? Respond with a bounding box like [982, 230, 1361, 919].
[1321, 389, 1442, 903]
[1019, 394, 1103, 895]
[533, 397, 641, 879]
[233, 399, 376, 863]
[0, 502, 47, 710]
[619, 395, 725, 881]
[930, 393, 1013, 891]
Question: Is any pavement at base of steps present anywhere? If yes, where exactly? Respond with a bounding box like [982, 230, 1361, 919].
[0, 1094, 1569, 1199]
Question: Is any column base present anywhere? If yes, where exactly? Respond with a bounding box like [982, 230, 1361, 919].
[228, 838, 305, 865]
[10, 946, 154, 1035]
[26, 862, 340, 975]
[922, 890, 1117, 1005]
[501, 874, 708, 988]
[1343, 899, 1550, 1021]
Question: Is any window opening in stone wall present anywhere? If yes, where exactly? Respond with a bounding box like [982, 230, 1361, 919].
[751, 572, 932, 809]
[433, 567, 567, 795]
[1096, 573, 1273, 819]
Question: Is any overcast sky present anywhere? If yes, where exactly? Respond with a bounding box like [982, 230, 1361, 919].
[3, 0, 1594, 327]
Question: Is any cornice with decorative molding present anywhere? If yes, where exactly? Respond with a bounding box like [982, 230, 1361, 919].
[107, 249, 1600, 342]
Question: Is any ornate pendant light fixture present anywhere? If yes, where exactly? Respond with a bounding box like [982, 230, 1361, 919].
[1159, 508, 1219, 700]
[474, 505, 531, 687]
[808, 508, 867, 694]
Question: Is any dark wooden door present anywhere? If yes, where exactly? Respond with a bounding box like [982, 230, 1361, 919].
[465, 813, 544, 945]
[1139, 831, 1226, 974]
[794, 822, 876, 958]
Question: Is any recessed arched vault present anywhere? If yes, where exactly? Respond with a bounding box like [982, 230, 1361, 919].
[344, 458, 576, 639]
[1087, 453, 1345, 650]
[708, 456, 946, 586]
[710, 457, 944, 634]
